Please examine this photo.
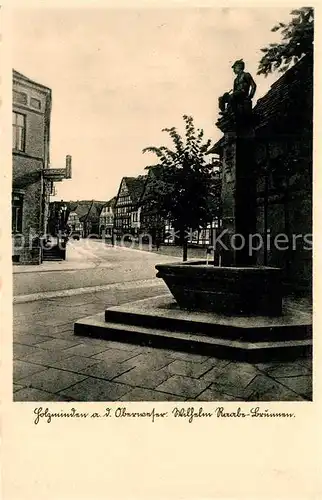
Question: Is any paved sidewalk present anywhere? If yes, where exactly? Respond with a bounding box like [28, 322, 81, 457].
[13, 278, 165, 304]
[13, 285, 312, 402]
[13, 260, 103, 274]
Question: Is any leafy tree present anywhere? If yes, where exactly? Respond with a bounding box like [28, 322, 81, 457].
[257, 7, 314, 76]
[142, 115, 221, 261]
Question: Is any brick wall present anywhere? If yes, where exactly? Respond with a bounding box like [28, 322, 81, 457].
[12, 73, 50, 264]
[255, 138, 312, 291]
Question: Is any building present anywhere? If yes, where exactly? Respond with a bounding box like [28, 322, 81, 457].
[51, 200, 106, 238]
[12, 70, 71, 264]
[212, 55, 313, 291]
[81, 200, 106, 237]
[114, 176, 147, 239]
[65, 201, 92, 238]
[138, 166, 163, 244]
[67, 209, 84, 236]
[99, 197, 116, 238]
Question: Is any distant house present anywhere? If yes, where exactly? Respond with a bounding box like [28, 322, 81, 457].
[99, 197, 116, 238]
[65, 201, 89, 237]
[81, 200, 106, 237]
[51, 200, 106, 238]
[66, 204, 85, 236]
[114, 176, 147, 239]
[139, 166, 164, 244]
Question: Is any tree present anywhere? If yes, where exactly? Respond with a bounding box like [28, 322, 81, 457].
[142, 115, 221, 261]
[257, 7, 314, 76]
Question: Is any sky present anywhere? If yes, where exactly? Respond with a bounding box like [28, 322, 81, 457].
[12, 7, 293, 201]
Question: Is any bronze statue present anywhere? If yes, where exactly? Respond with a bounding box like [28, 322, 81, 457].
[219, 59, 256, 114]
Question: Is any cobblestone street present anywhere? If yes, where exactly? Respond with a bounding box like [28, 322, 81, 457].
[13, 280, 312, 402]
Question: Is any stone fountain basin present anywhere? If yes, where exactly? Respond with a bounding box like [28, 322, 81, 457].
[155, 260, 282, 316]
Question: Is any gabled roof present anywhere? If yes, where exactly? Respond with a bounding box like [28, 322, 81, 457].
[71, 202, 92, 221]
[85, 201, 106, 222]
[116, 175, 147, 206]
[253, 55, 312, 127]
[109, 196, 117, 209]
[206, 138, 224, 155]
[139, 165, 162, 204]
[103, 196, 117, 209]
[66, 200, 106, 222]
[125, 175, 147, 204]
[100, 196, 117, 214]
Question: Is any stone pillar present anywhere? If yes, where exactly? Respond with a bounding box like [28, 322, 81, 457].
[216, 109, 257, 267]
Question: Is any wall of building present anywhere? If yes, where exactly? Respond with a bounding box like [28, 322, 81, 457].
[255, 138, 312, 291]
[99, 206, 114, 237]
[130, 207, 141, 232]
[114, 180, 134, 237]
[253, 67, 312, 290]
[67, 212, 83, 234]
[12, 73, 51, 264]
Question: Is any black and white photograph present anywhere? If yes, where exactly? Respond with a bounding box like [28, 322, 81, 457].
[11, 6, 313, 403]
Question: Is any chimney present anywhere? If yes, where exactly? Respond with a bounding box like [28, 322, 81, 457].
[65, 155, 72, 179]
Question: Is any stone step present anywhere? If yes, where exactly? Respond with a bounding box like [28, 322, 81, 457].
[42, 256, 64, 261]
[74, 312, 312, 363]
[42, 248, 65, 261]
[104, 295, 311, 343]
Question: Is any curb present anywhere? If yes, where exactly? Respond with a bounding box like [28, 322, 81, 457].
[13, 263, 113, 274]
[13, 279, 167, 304]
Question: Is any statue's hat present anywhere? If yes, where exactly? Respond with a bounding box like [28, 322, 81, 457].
[232, 59, 245, 69]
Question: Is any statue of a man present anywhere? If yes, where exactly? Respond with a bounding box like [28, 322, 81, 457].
[219, 59, 257, 114]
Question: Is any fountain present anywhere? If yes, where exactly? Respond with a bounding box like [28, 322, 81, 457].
[75, 60, 312, 362]
[156, 59, 281, 317]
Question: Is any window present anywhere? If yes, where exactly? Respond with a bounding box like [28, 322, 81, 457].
[12, 194, 23, 233]
[13, 90, 27, 105]
[119, 195, 130, 205]
[30, 97, 41, 110]
[13, 112, 26, 151]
